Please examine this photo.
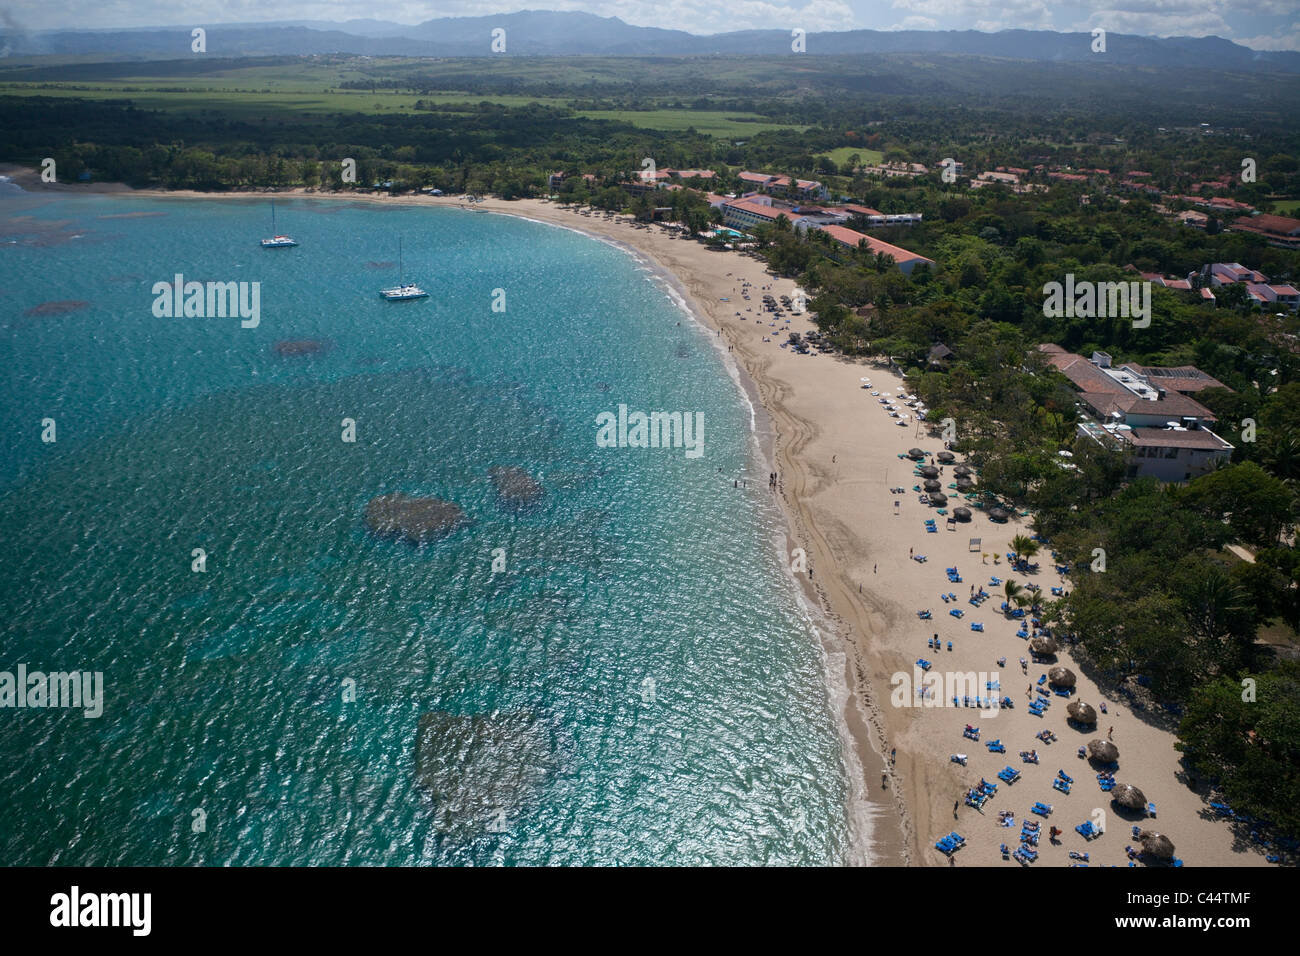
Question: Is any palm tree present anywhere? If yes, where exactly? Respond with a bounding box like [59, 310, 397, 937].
[1003, 579, 1026, 617]
[1010, 534, 1040, 565]
[1265, 433, 1300, 482]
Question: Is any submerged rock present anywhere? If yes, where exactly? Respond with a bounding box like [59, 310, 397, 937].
[23, 300, 90, 317]
[415, 711, 559, 835]
[488, 466, 544, 509]
[273, 339, 332, 357]
[363, 493, 467, 544]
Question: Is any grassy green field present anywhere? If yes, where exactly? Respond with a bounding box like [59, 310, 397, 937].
[576, 108, 801, 136]
[0, 82, 574, 115]
[1271, 199, 1300, 215]
[0, 78, 798, 136]
[824, 145, 885, 169]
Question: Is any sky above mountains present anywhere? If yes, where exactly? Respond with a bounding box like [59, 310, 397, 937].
[5, 1, 1298, 52]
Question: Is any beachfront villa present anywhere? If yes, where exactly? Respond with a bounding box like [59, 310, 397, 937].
[1040, 346, 1234, 481]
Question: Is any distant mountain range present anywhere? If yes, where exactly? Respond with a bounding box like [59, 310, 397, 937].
[4, 10, 1299, 72]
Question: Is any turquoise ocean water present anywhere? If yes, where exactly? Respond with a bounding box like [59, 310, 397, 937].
[0, 188, 864, 865]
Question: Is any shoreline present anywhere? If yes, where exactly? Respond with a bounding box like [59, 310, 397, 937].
[7, 172, 1273, 868]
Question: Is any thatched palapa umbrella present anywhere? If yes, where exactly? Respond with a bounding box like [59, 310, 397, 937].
[930, 493, 948, 507]
[1112, 783, 1147, 810]
[1029, 636, 1059, 656]
[924, 479, 943, 492]
[988, 507, 1010, 522]
[956, 477, 975, 490]
[1087, 739, 1119, 763]
[1138, 830, 1175, 859]
[953, 507, 972, 522]
[908, 447, 925, 460]
[937, 451, 956, 464]
[1048, 666, 1077, 688]
[920, 465, 940, 479]
[953, 465, 974, 477]
[1066, 700, 1097, 725]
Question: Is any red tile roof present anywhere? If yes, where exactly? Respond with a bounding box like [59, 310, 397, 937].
[819, 225, 933, 265]
[1233, 214, 1300, 237]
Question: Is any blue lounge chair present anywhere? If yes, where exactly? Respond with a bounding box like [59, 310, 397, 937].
[1053, 777, 1071, 794]
[971, 622, 984, 632]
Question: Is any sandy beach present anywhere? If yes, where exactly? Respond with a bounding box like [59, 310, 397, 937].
[6, 170, 1273, 867]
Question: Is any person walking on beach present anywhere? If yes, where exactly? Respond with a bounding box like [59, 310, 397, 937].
[890, 748, 896, 764]
[1108, 726, 1114, 741]
[909, 546, 913, 558]
[953, 799, 960, 817]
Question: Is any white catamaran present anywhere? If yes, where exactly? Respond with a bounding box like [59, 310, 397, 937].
[260, 199, 298, 248]
[379, 238, 428, 300]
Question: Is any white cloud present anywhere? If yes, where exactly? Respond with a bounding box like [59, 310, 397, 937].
[892, 0, 1054, 31]
[1234, 29, 1300, 52]
[1067, 9, 1232, 38]
[887, 16, 940, 30]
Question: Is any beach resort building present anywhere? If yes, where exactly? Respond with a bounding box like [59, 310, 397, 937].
[1040, 345, 1234, 481]
[735, 171, 828, 200]
[664, 168, 716, 182]
[1079, 421, 1235, 482]
[816, 224, 935, 274]
[1229, 213, 1300, 250]
[1188, 263, 1299, 311]
[720, 196, 806, 231]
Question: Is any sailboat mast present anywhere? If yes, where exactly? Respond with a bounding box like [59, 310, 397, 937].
[398, 237, 404, 285]
[271, 199, 276, 233]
